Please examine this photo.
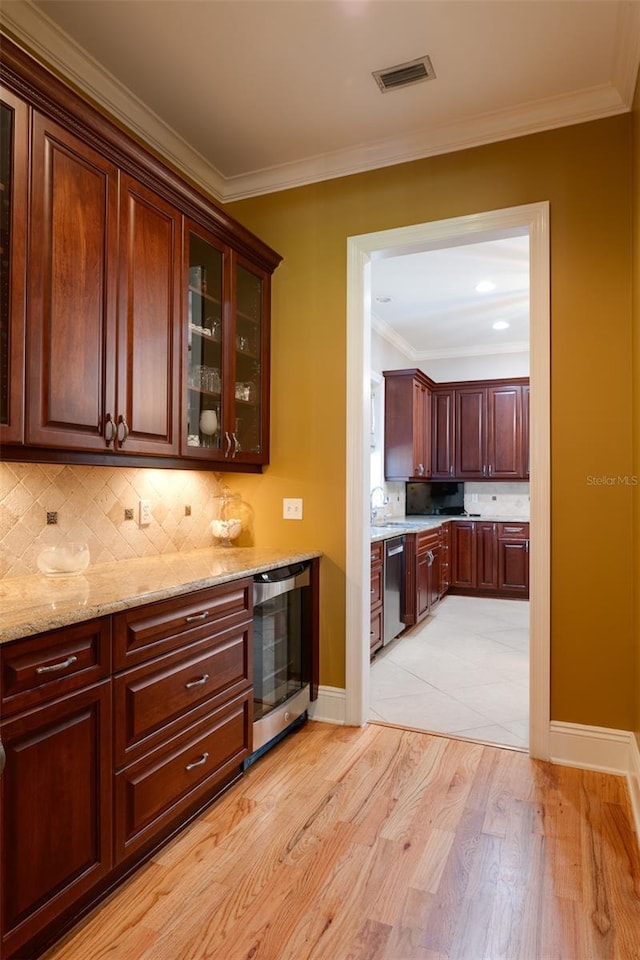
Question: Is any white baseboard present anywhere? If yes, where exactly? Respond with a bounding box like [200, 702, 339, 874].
[629, 734, 640, 840]
[308, 686, 347, 725]
[548, 720, 633, 775]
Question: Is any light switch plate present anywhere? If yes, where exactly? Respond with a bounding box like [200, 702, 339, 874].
[283, 498, 303, 520]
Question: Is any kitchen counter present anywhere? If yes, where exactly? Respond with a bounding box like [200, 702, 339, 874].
[0, 546, 322, 644]
[371, 515, 529, 542]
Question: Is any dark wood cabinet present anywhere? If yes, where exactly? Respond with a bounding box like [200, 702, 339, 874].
[404, 527, 443, 625]
[451, 520, 529, 598]
[440, 521, 451, 596]
[476, 521, 499, 590]
[116, 174, 182, 456]
[383, 369, 431, 480]
[0, 87, 28, 445]
[0, 617, 113, 960]
[26, 112, 119, 451]
[0, 578, 255, 959]
[431, 389, 455, 478]
[497, 522, 530, 597]
[382, 369, 529, 484]
[1, 37, 281, 471]
[451, 521, 477, 589]
[370, 541, 383, 657]
[454, 383, 524, 480]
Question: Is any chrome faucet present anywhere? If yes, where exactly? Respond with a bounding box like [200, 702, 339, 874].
[370, 486, 386, 524]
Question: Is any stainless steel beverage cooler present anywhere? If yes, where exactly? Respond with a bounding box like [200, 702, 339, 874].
[247, 561, 312, 765]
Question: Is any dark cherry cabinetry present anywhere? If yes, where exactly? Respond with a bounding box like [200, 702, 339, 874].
[0, 619, 112, 960]
[0, 579, 254, 960]
[431, 389, 454, 478]
[383, 369, 431, 481]
[385, 371, 529, 483]
[454, 383, 525, 480]
[497, 522, 530, 597]
[451, 520, 529, 599]
[404, 527, 444, 626]
[370, 541, 383, 657]
[0, 87, 27, 445]
[0, 37, 280, 471]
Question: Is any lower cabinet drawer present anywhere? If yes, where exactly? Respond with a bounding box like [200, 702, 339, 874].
[370, 607, 382, 654]
[114, 690, 251, 863]
[114, 621, 251, 766]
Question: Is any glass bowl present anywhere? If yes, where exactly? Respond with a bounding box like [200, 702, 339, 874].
[37, 542, 90, 577]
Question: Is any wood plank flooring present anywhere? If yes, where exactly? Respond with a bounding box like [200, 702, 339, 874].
[43, 721, 640, 960]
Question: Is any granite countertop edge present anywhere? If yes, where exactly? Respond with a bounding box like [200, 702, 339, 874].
[370, 516, 530, 542]
[0, 546, 322, 645]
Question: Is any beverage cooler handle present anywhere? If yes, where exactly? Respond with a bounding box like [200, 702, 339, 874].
[387, 545, 404, 557]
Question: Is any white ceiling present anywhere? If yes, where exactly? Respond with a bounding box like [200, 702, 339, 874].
[3, 0, 639, 202]
[2, 0, 636, 355]
[372, 234, 530, 358]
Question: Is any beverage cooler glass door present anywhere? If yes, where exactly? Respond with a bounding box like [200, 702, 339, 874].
[252, 564, 311, 751]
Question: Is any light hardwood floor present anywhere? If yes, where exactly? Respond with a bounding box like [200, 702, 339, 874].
[44, 721, 640, 960]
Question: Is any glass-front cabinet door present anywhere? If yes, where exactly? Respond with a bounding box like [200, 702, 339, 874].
[232, 256, 268, 462]
[182, 221, 270, 465]
[184, 223, 226, 458]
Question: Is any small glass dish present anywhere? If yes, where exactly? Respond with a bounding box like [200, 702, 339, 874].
[37, 542, 90, 577]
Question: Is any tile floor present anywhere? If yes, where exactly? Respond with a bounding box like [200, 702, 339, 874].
[370, 594, 529, 749]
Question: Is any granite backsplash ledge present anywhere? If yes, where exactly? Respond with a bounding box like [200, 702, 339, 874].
[0, 462, 233, 580]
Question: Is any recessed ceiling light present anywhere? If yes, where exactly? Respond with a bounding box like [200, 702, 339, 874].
[476, 280, 496, 293]
[492, 321, 510, 330]
[375, 296, 391, 303]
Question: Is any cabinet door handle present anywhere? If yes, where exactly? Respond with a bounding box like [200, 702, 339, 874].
[526, 541, 529, 553]
[224, 432, 232, 457]
[36, 654, 78, 675]
[104, 413, 115, 447]
[450, 465, 454, 476]
[185, 673, 209, 689]
[185, 751, 209, 771]
[370, 630, 375, 637]
[116, 415, 130, 446]
[185, 611, 209, 622]
[488, 464, 493, 476]
[370, 588, 375, 595]
[231, 433, 239, 458]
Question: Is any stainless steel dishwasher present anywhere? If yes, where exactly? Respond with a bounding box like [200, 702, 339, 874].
[383, 536, 405, 645]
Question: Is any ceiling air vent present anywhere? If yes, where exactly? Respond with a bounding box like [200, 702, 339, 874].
[373, 55, 436, 93]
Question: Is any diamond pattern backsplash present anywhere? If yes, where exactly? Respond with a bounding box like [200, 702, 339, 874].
[0, 463, 228, 579]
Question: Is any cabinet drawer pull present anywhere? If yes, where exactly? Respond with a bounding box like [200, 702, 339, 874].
[185, 611, 210, 623]
[370, 587, 375, 595]
[185, 673, 209, 689]
[185, 751, 209, 771]
[35, 654, 78, 675]
[504, 526, 524, 533]
[370, 630, 375, 637]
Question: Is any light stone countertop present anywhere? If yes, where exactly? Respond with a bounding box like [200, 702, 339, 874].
[0, 546, 322, 645]
[370, 515, 530, 542]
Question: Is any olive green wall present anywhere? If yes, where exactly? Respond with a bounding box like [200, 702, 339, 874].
[228, 114, 635, 730]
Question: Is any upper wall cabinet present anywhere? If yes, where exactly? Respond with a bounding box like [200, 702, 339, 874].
[384, 373, 530, 483]
[0, 38, 281, 471]
[0, 87, 28, 446]
[383, 369, 432, 481]
[454, 382, 525, 480]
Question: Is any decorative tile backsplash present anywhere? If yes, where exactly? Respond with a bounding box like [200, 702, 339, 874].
[0, 463, 230, 579]
[464, 482, 530, 518]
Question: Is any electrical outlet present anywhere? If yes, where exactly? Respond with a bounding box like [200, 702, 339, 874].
[139, 499, 152, 526]
[185, 505, 192, 516]
[124, 508, 134, 521]
[46, 511, 58, 525]
[283, 498, 303, 520]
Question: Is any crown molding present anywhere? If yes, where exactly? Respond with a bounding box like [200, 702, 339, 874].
[2, 0, 637, 203]
[372, 315, 529, 361]
[0, 0, 227, 202]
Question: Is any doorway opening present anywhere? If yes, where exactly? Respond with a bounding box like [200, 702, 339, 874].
[345, 203, 550, 759]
